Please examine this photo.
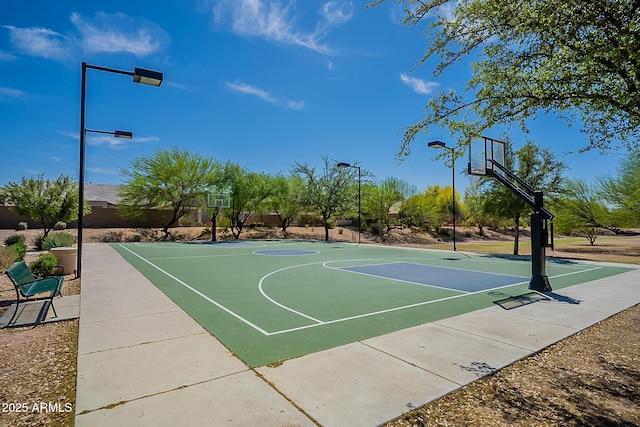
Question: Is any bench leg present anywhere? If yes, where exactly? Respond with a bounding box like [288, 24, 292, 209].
[3, 287, 21, 328]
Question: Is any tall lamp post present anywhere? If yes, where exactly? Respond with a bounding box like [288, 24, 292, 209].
[337, 162, 361, 245]
[428, 140, 456, 251]
[78, 62, 162, 278]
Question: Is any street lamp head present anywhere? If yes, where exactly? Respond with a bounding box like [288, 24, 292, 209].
[337, 162, 352, 168]
[114, 130, 133, 139]
[428, 140, 447, 149]
[133, 67, 163, 86]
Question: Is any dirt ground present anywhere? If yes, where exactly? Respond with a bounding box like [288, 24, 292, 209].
[0, 226, 638, 427]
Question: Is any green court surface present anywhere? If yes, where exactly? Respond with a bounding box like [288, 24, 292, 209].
[111, 240, 632, 367]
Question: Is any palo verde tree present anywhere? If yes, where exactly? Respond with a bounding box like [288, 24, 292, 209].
[267, 174, 305, 236]
[598, 149, 640, 226]
[553, 179, 612, 245]
[220, 162, 274, 239]
[363, 177, 417, 233]
[4, 174, 85, 237]
[292, 156, 356, 241]
[372, 0, 640, 155]
[118, 147, 220, 239]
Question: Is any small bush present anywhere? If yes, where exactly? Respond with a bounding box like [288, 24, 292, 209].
[0, 246, 20, 271]
[338, 227, 344, 235]
[29, 253, 59, 278]
[54, 221, 67, 230]
[10, 242, 27, 260]
[4, 234, 26, 247]
[370, 222, 384, 236]
[33, 233, 46, 251]
[16, 221, 28, 231]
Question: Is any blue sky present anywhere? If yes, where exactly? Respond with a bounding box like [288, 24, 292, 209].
[0, 0, 627, 193]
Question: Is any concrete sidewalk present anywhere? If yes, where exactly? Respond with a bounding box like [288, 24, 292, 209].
[75, 243, 640, 427]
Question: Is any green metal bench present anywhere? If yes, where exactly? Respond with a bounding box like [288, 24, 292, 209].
[4, 260, 64, 327]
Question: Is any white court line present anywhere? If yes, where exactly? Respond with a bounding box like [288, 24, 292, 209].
[117, 244, 272, 336]
[258, 263, 325, 324]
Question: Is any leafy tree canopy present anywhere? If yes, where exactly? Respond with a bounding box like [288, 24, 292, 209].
[4, 174, 83, 237]
[292, 156, 357, 241]
[118, 147, 220, 238]
[598, 149, 640, 223]
[372, 0, 640, 155]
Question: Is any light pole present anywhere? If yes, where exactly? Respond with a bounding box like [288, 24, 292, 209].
[337, 162, 361, 245]
[78, 62, 162, 278]
[428, 140, 456, 251]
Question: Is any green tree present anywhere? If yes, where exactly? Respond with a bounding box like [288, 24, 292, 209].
[220, 163, 273, 239]
[464, 183, 491, 234]
[598, 150, 640, 225]
[118, 148, 220, 239]
[292, 156, 356, 241]
[373, 0, 640, 155]
[267, 174, 305, 236]
[554, 179, 612, 245]
[399, 185, 451, 231]
[483, 141, 565, 254]
[363, 177, 417, 233]
[4, 174, 85, 237]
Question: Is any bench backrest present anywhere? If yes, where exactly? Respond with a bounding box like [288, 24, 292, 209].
[5, 260, 37, 286]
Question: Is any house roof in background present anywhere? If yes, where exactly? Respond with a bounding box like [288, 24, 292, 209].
[85, 184, 122, 205]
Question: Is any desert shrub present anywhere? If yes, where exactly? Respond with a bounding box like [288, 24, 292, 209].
[29, 253, 59, 278]
[10, 242, 27, 260]
[33, 233, 46, 251]
[4, 234, 26, 247]
[16, 221, 28, 230]
[370, 222, 384, 236]
[54, 221, 67, 230]
[0, 246, 20, 271]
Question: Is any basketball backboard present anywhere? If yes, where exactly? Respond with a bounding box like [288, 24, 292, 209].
[468, 136, 506, 177]
[207, 193, 230, 209]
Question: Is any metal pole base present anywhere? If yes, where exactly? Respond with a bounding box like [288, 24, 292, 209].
[529, 275, 552, 292]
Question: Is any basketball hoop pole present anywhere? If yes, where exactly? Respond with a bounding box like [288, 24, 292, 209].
[472, 136, 553, 292]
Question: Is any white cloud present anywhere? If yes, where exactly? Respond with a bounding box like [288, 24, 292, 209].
[3, 25, 73, 61]
[225, 80, 277, 103]
[70, 12, 169, 57]
[319, 1, 354, 26]
[224, 80, 305, 110]
[212, 0, 353, 55]
[3, 13, 168, 62]
[0, 86, 26, 101]
[400, 73, 439, 95]
[286, 100, 305, 110]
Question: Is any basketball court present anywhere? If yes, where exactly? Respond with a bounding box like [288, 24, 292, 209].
[111, 240, 632, 367]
